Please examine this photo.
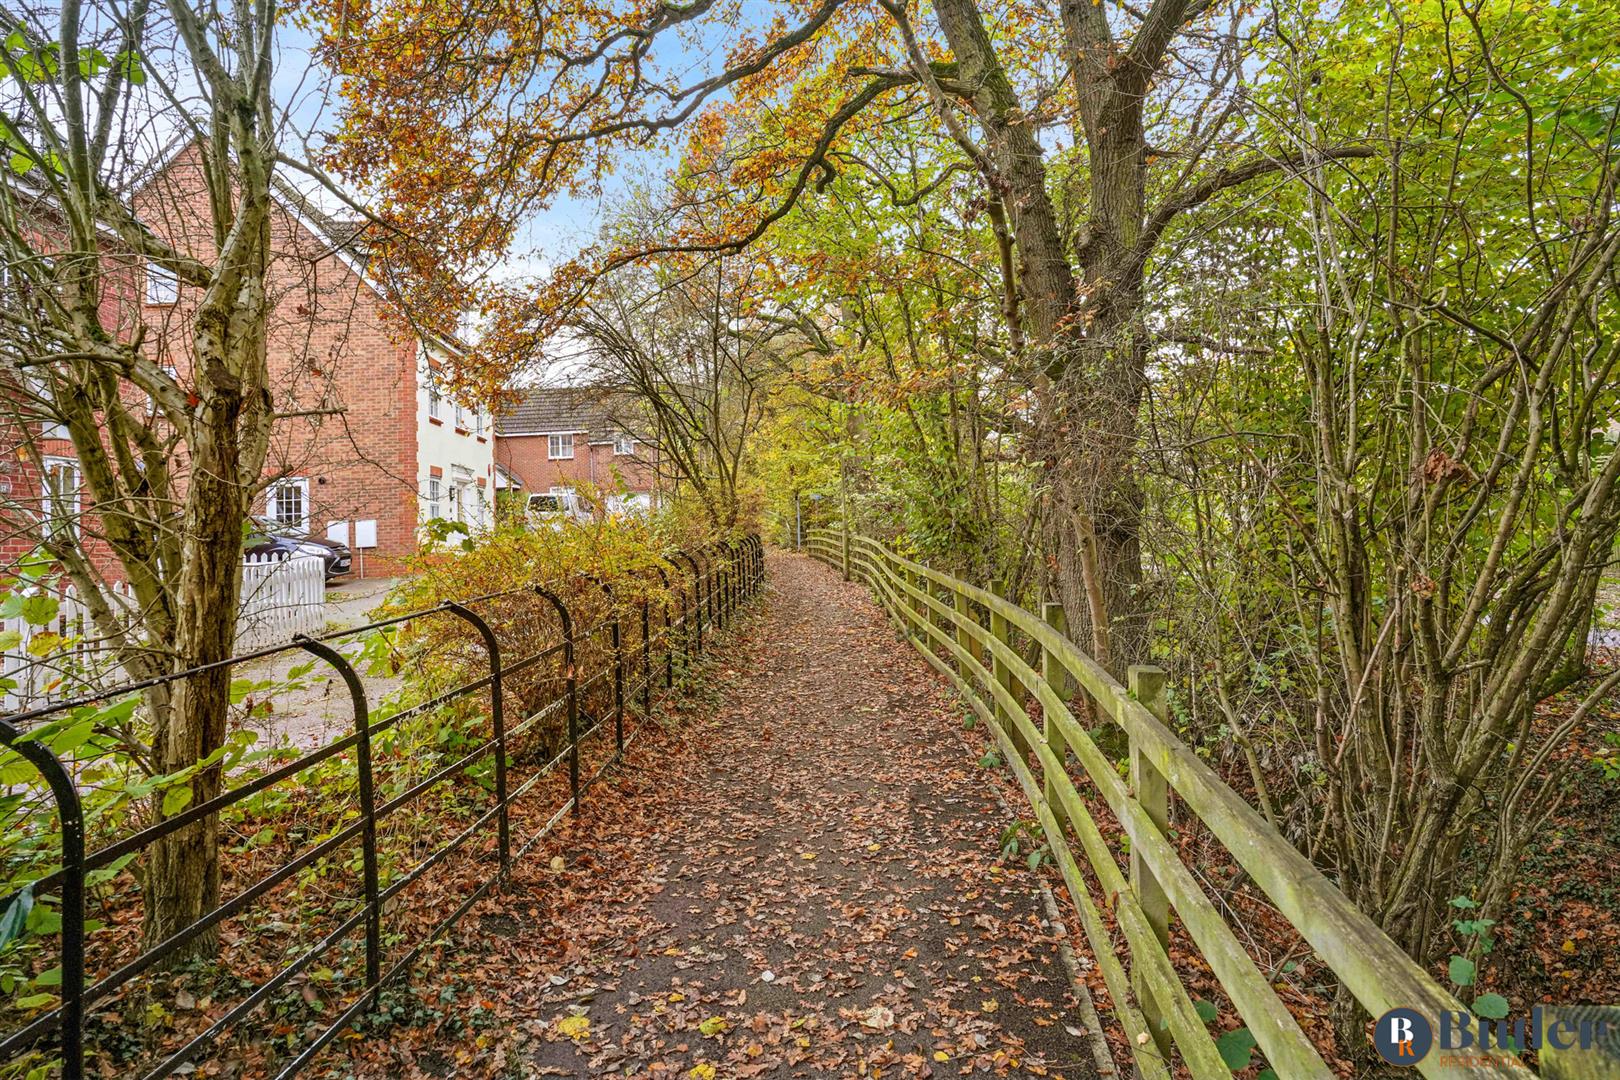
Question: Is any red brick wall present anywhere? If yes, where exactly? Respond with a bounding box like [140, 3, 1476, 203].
[0, 215, 140, 583]
[132, 144, 421, 578]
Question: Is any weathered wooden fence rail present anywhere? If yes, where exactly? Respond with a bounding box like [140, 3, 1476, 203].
[805, 527, 1530, 1079]
[0, 536, 764, 1080]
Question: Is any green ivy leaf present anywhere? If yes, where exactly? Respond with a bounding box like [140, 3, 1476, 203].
[1448, 955, 1476, 987]
[1193, 998, 1219, 1024]
[1474, 993, 1510, 1020]
[1216, 1027, 1257, 1070]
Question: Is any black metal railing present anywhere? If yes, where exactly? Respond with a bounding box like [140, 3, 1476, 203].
[0, 535, 765, 1080]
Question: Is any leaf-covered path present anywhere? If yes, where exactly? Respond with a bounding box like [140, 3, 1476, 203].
[353, 552, 1103, 1079]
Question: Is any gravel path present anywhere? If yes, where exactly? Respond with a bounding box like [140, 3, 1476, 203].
[346, 551, 1101, 1079]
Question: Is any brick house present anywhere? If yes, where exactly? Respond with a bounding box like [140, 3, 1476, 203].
[0, 182, 141, 579]
[493, 386, 660, 512]
[2, 140, 494, 580]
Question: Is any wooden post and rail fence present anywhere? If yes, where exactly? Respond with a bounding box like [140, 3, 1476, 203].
[804, 525, 1534, 1080]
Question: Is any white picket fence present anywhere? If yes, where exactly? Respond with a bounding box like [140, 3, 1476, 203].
[1, 553, 326, 712]
[236, 552, 326, 651]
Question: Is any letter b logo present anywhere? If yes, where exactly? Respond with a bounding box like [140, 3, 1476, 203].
[1374, 1008, 1434, 1066]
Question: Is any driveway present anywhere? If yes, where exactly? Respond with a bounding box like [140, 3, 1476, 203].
[235, 576, 406, 749]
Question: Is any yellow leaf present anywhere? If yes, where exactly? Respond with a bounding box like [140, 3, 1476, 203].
[933, 1051, 950, 1062]
[800, 852, 817, 860]
[699, 1016, 730, 1036]
[668, 992, 685, 1002]
[1561, 939, 1577, 954]
[555, 1015, 590, 1041]
[690, 1065, 717, 1080]
[981, 999, 999, 1013]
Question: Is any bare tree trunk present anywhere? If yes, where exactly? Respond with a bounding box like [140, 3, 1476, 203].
[143, 401, 252, 947]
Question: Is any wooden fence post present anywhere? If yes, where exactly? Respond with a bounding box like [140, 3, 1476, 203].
[1041, 603, 1071, 815]
[953, 588, 979, 676]
[841, 520, 851, 581]
[907, 567, 926, 637]
[1128, 664, 1171, 1060]
[989, 590, 1030, 761]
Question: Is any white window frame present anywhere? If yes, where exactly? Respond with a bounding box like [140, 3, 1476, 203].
[427, 373, 442, 420]
[145, 261, 179, 305]
[26, 377, 68, 440]
[40, 456, 81, 539]
[613, 434, 634, 456]
[474, 408, 485, 436]
[267, 477, 311, 534]
[425, 477, 441, 520]
[547, 433, 575, 460]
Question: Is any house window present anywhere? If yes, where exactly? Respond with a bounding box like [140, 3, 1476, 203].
[547, 433, 574, 460]
[613, 434, 634, 456]
[474, 408, 485, 436]
[425, 477, 441, 520]
[267, 477, 310, 533]
[26, 377, 68, 440]
[145, 261, 179, 305]
[41, 456, 81, 540]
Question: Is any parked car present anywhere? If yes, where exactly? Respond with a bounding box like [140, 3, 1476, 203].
[527, 491, 595, 529]
[245, 518, 352, 581]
